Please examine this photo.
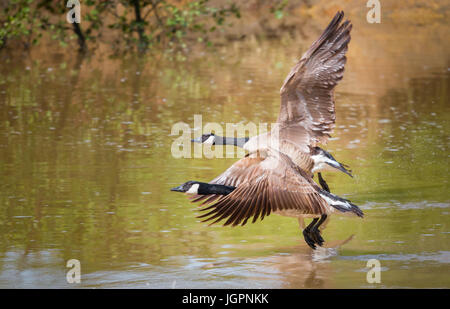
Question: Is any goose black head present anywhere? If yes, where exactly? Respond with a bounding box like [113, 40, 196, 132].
[170, 181, 203, 194]
[191, 133, 216, 145]
[311, 147, 353, 177]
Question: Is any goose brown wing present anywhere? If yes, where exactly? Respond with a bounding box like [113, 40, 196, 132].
[189, 155, 264, 204]
[196, 150, 329, 226]
[278, 11, 352, 145]
[243, 124, 314, 172]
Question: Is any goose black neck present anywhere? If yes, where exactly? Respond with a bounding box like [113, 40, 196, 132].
[198, 183, 236, 195]
[214, 136, 249, 147]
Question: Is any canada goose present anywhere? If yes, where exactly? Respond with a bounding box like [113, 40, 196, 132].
[171, 148, 363, 249]
[191, 11, 353, 180]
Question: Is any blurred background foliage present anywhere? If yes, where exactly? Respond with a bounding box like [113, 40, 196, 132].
[1, 0, 448, 55]
[0, 0, 244, 53]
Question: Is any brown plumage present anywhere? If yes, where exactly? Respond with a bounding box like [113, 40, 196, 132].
[242, 11, 352, 171]
[196, 148, 330, 227]
[243, 124, 315, 173]
[278, 11, 351, 145]
[192, 11, 353, 207]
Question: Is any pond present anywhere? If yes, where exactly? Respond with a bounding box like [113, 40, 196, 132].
[0, 17, 449, 288]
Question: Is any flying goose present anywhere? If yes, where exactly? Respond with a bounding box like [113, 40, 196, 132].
[172, 148, 363, 249]
[192, 11, 353, 181]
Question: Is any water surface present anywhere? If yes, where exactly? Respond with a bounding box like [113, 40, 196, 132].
[0, 17, 449, 288]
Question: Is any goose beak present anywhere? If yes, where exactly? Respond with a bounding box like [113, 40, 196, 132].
[170, 185, 185, 192]
[326, 161, 353, 178]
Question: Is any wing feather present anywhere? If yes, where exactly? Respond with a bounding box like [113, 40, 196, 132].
[278, 11, 352, 145]
[195, 150, 329, 226]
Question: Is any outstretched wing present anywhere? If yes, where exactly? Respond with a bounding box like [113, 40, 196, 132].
[195, 150, 329, 226]
[278, 11, 352, 145]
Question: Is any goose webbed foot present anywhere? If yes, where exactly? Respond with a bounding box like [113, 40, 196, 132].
[302, 215, 328, 249]
[303, 229, 317, 250]
[303, 218, 318, 249]
[310, 227, 324, 247]
[312, 214, 328, 247]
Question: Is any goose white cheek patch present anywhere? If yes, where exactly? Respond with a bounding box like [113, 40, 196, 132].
[186, 184, 200, 194]
[311, 154, 327, 164]
[204, 136, 215, 145]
